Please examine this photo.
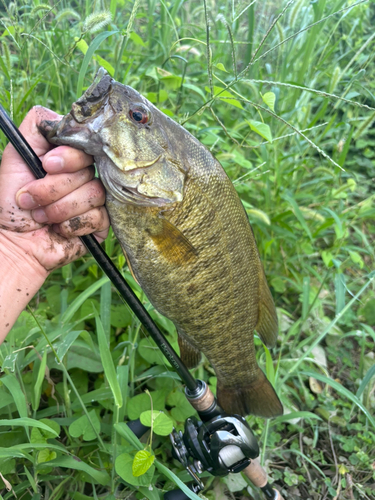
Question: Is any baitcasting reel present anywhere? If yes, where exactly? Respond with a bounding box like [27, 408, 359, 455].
[166, 408, 283, 500]
[170, 413, 259, 482]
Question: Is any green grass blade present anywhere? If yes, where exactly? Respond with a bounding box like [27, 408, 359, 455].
[280, 274, 375, 385]
[24, 465, 38, 493]
[0, 449, 28, 459]
[109, 0, 117, 19]
[0, 417, 58, 436]
[270, 411, 322, 426]
[0, 54, 10, 81]
[1, 374, 28, 418]
[284, 449, 326, 478]
[154, 460, 202, 500]
[302, 276, 310, 320]
[100, 280, 112, 343]
[61, 276, 108, 325]
[47, 456, 110, 485]
[117, 364, 129, 422]
[55, 330, 84, 360]
[95, 309, 123, 408]
[284, 194, 313, 241]
[334, 272, 346, 315]
[302, 371, 375, 429]
[356, 364, 375, 399]
[76, 30, 119, 98]
[114, 422, 143, 450]
[263, 345, 275, 385]
[32, 349, 47, 411]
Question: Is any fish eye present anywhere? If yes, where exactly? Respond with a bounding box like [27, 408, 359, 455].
[129, 105, 150, 125]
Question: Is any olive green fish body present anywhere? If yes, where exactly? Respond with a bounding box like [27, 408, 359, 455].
[42, 69, 283, 417]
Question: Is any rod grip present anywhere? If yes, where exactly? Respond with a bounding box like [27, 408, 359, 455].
[126, 419, 149, 439]
[185, 382, 215, 413]
[272, 490, 285, 500]
[243, 457, 267, 487]
[244, 458, 285, 500]
[164, 488, 192, 500]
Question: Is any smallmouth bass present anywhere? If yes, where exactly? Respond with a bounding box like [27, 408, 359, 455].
[42, 68, 283, 418]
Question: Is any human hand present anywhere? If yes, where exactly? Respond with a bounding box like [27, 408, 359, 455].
[0, 106, 110, 279]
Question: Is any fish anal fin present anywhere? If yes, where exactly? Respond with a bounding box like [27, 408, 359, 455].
[255, 270, 278, 348]
[148, 218, 198, 266]
[120, 244, 140, 285]
[216, 368, 283, 418]
[178, 334, 201, 369]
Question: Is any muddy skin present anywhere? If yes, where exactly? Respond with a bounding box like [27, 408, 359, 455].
[65, 210, 104, 235]
[69, 217, 82, 232]
[37, 226, 85, 272]
[68, 215, 98, 233]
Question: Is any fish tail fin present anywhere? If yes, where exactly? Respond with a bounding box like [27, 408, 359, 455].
[216, 368, 283, 418]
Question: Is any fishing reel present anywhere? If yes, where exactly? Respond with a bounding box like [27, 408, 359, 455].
[169, 412, 259, 492]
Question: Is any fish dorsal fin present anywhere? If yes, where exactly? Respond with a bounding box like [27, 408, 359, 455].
[255, 269, 278, 348]
[148, 218, 198, 265]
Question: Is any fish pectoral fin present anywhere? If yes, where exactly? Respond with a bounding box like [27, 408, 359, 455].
[148, 218, 198, 265]
[120, 244, 140, 285]
[255, 269, 278, 348]
[177, 333, 201, 369]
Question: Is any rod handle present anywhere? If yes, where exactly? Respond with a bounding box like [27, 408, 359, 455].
[185, 381, 215, 413]
[244, 458, 285, 500]
[127, 419, 149, 439]
[164, 488, 193, 500]
[243, 457, 267, 487]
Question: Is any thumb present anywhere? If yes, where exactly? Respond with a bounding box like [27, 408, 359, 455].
[0, 106, 62, 210]
[1, 106, 62, 175]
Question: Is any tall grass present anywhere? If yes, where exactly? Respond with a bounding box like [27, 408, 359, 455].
[1, 1, 375, 498]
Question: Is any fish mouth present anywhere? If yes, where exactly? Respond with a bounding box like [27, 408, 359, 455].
[40, 114, 92, 146]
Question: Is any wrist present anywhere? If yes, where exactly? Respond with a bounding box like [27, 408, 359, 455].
[0, 232, 47, 342]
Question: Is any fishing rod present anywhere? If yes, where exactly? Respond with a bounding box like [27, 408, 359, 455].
[0, 104, 284, 500]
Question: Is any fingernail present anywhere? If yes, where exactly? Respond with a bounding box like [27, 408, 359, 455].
[17, 192, 37, 209]
[52, 223, 61, 234]
[32, 208, 48, 223]
[45, 156, 64, 172]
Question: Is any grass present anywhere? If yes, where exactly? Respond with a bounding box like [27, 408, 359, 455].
[1, 0, 375, 498]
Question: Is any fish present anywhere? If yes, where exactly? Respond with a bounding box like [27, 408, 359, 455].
[41, 68, 283, 418]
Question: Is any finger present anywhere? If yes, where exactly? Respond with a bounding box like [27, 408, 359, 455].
[31, 178, 105, 224]
[16, 166, 95, 210]
[43, 145, 94, 174]
[2, 106, 61, 169]
[93, 228, 109, 244]
[53, 206, 110, 238]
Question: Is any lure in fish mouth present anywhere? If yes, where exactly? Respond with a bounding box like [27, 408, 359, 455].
[41, 68, 283, 419]
[42, 67, 186, 208]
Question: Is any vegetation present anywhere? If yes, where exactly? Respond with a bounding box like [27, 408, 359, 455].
[1, 0, 375, 498]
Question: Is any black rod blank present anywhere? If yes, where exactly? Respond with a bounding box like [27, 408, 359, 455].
[0, 104, 198, 392]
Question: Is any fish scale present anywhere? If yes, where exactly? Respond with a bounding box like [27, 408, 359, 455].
[41, 68, 283, 418]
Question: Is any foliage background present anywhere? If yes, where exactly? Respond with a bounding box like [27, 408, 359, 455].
[0, 0, 375, 499]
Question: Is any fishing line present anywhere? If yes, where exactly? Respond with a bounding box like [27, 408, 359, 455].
[0, 103, 197, 392]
